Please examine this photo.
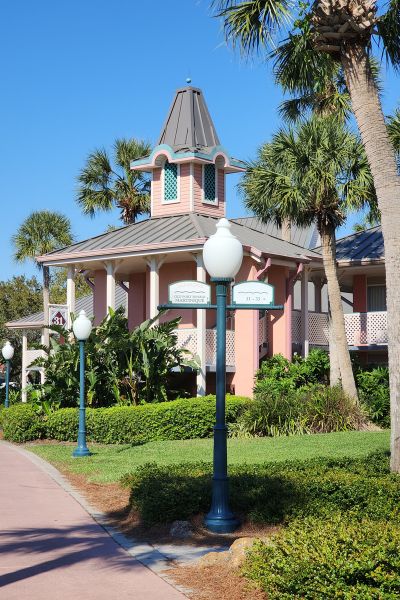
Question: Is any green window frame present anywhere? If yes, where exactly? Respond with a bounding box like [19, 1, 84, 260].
[203, 164, 217, 204]
[163, 161, 179, 202]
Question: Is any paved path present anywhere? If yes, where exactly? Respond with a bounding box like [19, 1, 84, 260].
[0, 443, 186, 600]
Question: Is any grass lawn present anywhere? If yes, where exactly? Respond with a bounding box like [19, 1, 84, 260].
[27, 430, 390, 483]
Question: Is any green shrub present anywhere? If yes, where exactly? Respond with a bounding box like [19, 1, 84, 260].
[243, 517, 400, 599]
[122, 451, 400, 526]
[45, 395, 249, 443]
[357, 367, 390, 427]
[0, 404, 44, 442]
[235, 384, 366, 437]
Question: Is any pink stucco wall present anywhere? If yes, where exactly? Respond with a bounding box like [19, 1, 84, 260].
[93, 270, 107, 325]
[231, 257, 259, 398]
[266, 265, 290, 358]
[151, 163, 191, 217]
[193, 164, 225, 217]
[353, 274, 367, 312]
[128, 272, 146, 329]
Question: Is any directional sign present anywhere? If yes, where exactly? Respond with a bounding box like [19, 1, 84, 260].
[232, 281, 275, 307]
[168, 281, 211, 306]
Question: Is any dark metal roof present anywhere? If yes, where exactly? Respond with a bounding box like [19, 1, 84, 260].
[41, 214, 321, 263]
[6, 286, 127, 328]
[157, 86, 220, 152]
[318, 226, 384, 262]
[232, 217, 319, 250]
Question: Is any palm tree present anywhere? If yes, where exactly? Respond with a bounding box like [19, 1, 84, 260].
[212, 0, 400, 471]
[77, 138, 152, 225]
[242, 116, 375, 400]
[12, 211, 73, 346]
[388, 108, 400, 169]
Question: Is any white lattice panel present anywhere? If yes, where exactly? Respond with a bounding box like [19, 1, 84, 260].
[344, 312, 387, 345]
[291, 310, 302, 344]
[175, 328, 198, 355]
[309, 312, 329, 346]
[258, 316, 268, 345]
[205, 329, 235, 367]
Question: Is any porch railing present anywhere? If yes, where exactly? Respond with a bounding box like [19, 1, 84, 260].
[175, 328, 236, 368]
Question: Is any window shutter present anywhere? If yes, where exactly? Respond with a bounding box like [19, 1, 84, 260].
[164, 161, 178, 201]
[204, 164, 216, 203]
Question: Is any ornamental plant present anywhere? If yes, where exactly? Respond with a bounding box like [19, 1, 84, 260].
[33, 307, 198, 407]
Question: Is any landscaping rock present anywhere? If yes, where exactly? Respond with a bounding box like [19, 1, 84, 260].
[197, 550, 231, 567]
[229, 537, 257, 567]
[169, 520, 193, 539]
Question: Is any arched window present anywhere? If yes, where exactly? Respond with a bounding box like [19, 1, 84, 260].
[203, 164, 217, 205]
[163, 160, 179, 203]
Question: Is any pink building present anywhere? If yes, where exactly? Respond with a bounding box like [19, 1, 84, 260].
[8, 85, 332, 398]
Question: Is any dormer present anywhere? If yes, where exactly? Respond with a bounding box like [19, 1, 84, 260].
[131, 85, 245, 218]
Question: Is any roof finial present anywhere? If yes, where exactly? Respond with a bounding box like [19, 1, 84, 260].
[186, 77, 192, 84]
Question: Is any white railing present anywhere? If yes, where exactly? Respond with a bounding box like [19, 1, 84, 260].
[344, 311, 387, 346]
[292, 310, 388, 347]
[175, 328, 235, 368]
[258, 316, 268, 346]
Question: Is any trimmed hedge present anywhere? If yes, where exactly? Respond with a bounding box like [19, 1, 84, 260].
[121, 451, 400, 526]
[1, 395, 249, 443]
[0, 404, 44, 442]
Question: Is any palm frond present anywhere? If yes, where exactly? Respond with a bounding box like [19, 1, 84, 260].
[212, 0, 293, 53]
[376, 0, 400, 69]
[12, 211, 73, 265]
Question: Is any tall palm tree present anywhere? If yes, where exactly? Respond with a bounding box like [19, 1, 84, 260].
[12, 211, 73, 346]
[242, 116, 375, 400]
[212, 0, 400, 471]
[77, 138, 151, 225]
[388, 108, 400, 169]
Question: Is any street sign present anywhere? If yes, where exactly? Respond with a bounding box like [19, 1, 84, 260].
[232, 281, 275, 307]
[49, 305, 68, 327]
[168, 281, 211, 306]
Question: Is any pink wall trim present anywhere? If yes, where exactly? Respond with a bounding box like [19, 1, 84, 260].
[353, 274, 367, 312]
[93, 270, 107, 325]
[152, 163, 191, 218]
[266, 265, 289, 358]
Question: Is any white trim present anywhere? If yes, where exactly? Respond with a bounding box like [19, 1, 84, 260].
[202, 164, 218, 206]
[150, 175, 154, 216]
[106, 261, 116, 311]
[162, 160, 181, 204]
[189, 162, 194, 211]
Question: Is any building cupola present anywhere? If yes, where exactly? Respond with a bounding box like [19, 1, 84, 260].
[131, 85, 245, 218]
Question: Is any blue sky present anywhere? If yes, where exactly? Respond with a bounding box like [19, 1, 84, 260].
[1, 0, 398, 280]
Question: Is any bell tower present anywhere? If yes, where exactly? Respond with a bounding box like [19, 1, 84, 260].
[131, 84, 245, 218]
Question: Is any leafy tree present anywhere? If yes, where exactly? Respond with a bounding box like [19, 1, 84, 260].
[77, 138, 152, 225]
[242, 116, 375, 400]
[0, 276, 43, 382]
[34, 307, 199, 408]
[12, 211, 73, 347]
[49, 269, 91, 305]
[212, 0, 400, 472]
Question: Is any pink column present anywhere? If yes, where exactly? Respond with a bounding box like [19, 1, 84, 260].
[128, 272, 146, 329]
[353, 274, 367, 312]
[232, 257, 259, 398]
[285, 276, 293, 360]
[93, 270, 107, 325]
[267, 265, 288, 357]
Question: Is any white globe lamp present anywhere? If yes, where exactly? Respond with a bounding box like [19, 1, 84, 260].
[73, 310, 93, 341]
[2, 341, 14, 361]
[203, 218, 243, 279]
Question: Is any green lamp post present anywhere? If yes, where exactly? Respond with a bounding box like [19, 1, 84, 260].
[72, 310, 92, 458]
[2, 341, 14, 408]
[202, 218, 243, 533]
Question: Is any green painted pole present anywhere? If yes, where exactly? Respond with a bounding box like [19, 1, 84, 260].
[73, 340, 91, 457]
[204, 278, 239, 533]
[5, 360, 10, 408]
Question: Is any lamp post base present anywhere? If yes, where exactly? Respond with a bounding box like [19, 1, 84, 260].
[72, 446, 91, 458]
[204, 514, 240, 534]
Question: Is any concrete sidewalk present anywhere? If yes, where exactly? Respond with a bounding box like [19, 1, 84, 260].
[0, 443, 186, 600]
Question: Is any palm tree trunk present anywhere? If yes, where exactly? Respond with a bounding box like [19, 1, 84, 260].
[320, 225, 358, 401]
[43, 266, 50, 348]
[328, 314, 341, 387]
[342, 45, 400, 471]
